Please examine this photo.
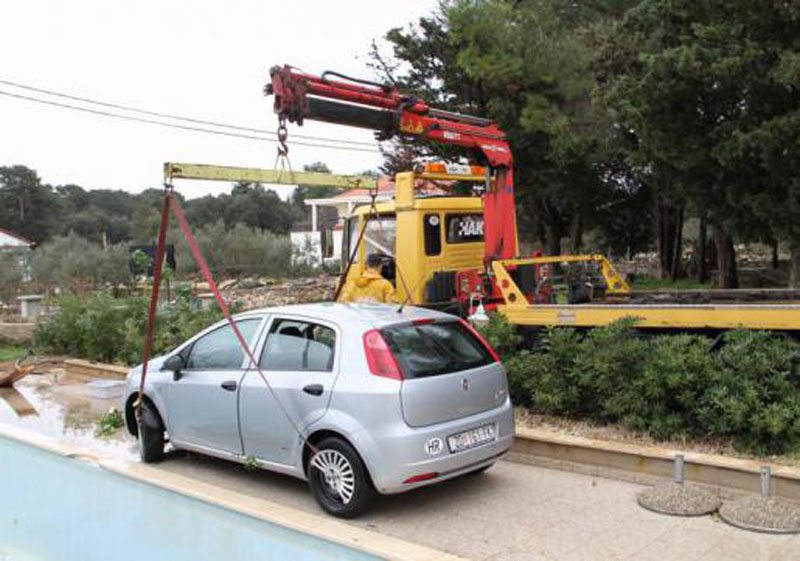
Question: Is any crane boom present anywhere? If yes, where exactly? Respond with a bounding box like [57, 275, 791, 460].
[264, 65, 519, 261]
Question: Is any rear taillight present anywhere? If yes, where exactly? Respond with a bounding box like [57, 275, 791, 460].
[403, 472, 440, 484]
[363, 329, 403, 380]
[460, 319, 501, 363]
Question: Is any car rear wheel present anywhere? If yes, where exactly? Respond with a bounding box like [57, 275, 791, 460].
[308, 437, 373, 518]
[136, 400, 165, 463]
[466, 462, 494, 476]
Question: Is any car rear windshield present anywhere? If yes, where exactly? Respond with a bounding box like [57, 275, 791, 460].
[380, 320, 494, 379]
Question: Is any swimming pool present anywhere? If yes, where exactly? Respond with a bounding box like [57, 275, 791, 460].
[0, 429, 382, 561]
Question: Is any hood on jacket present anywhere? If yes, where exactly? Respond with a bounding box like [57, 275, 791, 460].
[355, 270, 384, 288]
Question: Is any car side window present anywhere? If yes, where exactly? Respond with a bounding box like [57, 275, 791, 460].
[260, 319, 336, 372]
[185, 318, 261, 370]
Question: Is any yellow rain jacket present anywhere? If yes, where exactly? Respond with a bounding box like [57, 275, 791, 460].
[340, 270, 396, 303]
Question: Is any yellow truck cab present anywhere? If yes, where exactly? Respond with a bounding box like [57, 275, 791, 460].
[340, 171, 486, 310]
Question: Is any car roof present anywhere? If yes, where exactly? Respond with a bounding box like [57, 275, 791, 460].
[238, 302, 456, 329]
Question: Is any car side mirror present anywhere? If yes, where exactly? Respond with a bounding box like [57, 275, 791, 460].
[163, 354, 185, 381]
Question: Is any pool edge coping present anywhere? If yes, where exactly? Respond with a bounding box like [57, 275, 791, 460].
[0, 422, 467, 561]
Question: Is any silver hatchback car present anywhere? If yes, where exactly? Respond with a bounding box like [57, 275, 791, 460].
[124, 302, 514, 517]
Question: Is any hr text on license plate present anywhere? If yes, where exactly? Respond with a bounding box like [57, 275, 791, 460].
[447, 424, 496, 453]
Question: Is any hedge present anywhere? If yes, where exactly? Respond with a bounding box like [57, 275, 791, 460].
[33, 290, 229, 365]
[483, 316, 800, 455]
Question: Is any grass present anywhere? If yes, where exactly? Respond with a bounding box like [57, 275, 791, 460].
[631, 277, 711, 291]
[0, 346, 27, 362]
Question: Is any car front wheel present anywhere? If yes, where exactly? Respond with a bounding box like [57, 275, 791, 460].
[136, 400, 165, 463]
[308, 437, 373, 518]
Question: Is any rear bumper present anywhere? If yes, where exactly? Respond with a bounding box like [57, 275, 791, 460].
[361, 398, 515, 494]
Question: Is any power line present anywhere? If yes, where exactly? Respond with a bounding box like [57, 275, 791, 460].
[0, 77, 378, 148]
[0, 89, 381, 154]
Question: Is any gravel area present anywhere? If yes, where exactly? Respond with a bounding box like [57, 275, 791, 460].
[719, 495, 800, 534]
[637, 482, 722, 517]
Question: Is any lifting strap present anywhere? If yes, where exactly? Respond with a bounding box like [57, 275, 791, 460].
[135, 187, 317, 456]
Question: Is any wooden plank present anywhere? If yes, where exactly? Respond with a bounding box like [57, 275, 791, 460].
[63, 359, 128, 380]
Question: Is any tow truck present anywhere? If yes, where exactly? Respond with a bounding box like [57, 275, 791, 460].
[261, 64, 800, 331]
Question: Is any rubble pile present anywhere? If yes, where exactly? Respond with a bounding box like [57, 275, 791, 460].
[207, 275, 339, 310]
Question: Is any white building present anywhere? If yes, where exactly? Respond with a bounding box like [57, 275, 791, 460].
[293, 177, 449, 268]
[0, 228, 32, 250]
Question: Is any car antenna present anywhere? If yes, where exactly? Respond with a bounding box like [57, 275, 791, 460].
[396, 293, 411, 314]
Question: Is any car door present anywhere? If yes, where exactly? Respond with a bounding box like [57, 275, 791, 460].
[166, 316, 264, 455]
[239, 316, 339, 466]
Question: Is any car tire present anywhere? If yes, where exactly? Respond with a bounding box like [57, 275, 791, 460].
[137, 400, 165, 463]
[307, 437, 373, 519]
[466, 462, 494, 476]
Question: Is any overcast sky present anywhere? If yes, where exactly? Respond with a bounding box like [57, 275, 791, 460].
[1, 0, 439, 198]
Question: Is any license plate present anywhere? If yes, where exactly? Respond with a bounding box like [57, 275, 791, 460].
[447, 424, 496, 453]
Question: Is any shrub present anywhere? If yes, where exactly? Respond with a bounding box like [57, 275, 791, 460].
[505, 320, 800, 455]
[697, 330, 800, 454]
[29, 233, 130, 289]
[33, 290, 229, 365]
[173, 221, 292, 278]
[0, 249, 27, 306]
[474, 313, 521, 359]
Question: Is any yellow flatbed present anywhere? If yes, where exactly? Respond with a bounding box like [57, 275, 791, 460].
[498, 303, 800, 330]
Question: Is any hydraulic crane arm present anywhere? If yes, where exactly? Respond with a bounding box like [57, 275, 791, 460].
[264, 65, 518, 260]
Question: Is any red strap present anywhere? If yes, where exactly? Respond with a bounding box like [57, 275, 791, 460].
[136, 192, 316, 455]
[169, 196, 258, 367]
[136, 192, 171, 410]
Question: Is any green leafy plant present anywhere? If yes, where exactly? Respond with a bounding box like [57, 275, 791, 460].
[505, 320, 800, 456]
[95, 407, 124, 438]
[244, 456, 259, 471]
[474, 313, 522, 360]
[33, 290, 234, 365]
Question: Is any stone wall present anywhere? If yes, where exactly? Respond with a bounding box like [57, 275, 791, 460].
[0, 322, 35, 344]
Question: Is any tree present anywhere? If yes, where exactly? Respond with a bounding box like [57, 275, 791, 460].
[290, 162, 342, 209]
[0, 165, 60, 243]
[225, 182, 295, 234]
[595, 0, 800, 287]
[374, 1, 625, 255]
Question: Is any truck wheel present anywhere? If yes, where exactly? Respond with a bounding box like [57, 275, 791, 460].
[137, 400, 165, 463]
[308, 437, 373, 518]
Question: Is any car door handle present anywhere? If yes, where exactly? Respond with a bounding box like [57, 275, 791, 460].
[220, 380, 238, 392]
[302, 384, 324, 396]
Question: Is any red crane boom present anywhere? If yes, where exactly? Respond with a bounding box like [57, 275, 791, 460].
[264, 65, 518, 261]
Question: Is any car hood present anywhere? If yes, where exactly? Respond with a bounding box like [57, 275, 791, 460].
[127, 355, 168, 380]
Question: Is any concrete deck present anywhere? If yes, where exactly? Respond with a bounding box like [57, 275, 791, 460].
[1, 372, 798, 560]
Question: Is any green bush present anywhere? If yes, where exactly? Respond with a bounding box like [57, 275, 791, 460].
[33, 291, 228, 364]
[173, 221, 292, 278]
[697, 330, 800, 454]
[474, 313, 521, 359]
[504, 320, 800, 455]
[30, 233, 130, 289]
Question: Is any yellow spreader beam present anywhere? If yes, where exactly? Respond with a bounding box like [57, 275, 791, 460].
[164, 162, 377, 190]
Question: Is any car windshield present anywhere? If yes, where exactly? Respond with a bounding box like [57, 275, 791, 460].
[380, 320, 493, 379]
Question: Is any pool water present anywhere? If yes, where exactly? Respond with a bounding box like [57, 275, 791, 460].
[0, 433, 381, 561]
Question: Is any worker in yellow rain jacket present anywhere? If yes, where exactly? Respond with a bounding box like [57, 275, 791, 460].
[340, 254, 396, 304]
